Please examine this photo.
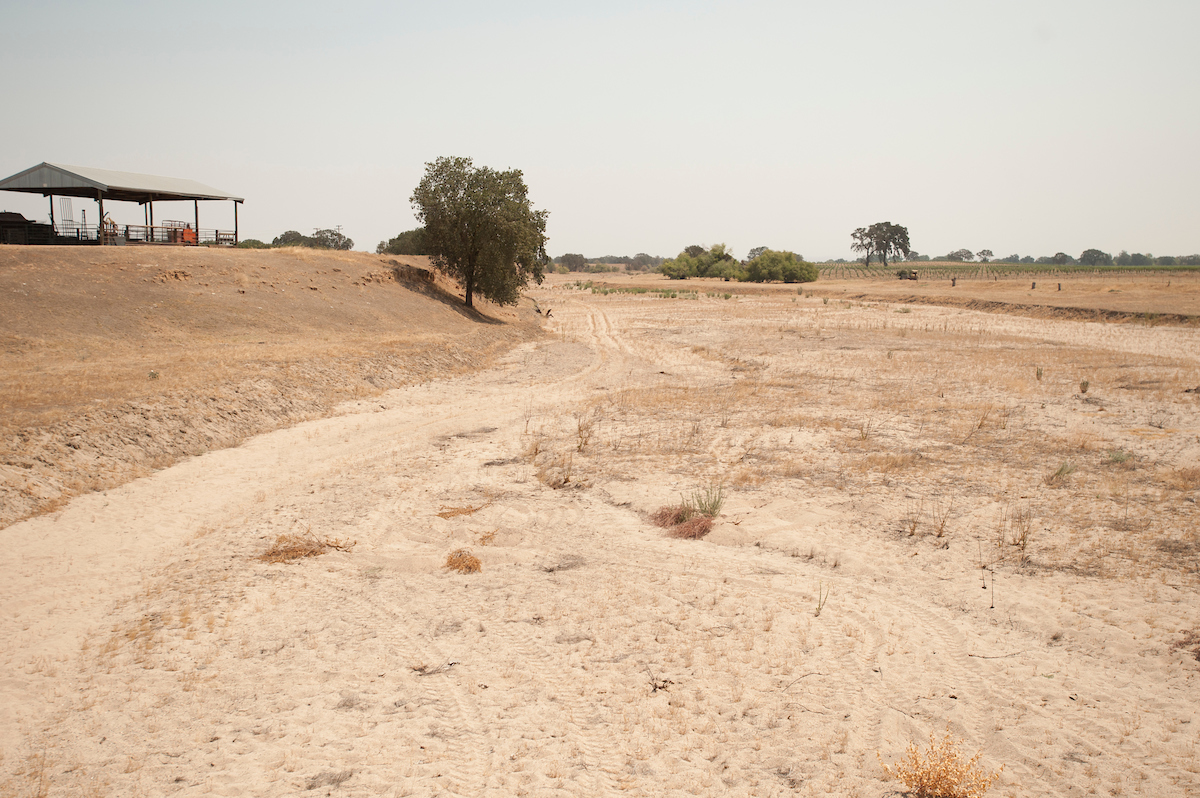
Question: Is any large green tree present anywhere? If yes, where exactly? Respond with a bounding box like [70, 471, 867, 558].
[850, 222, 911, 268]
[410, 156, 548, 308]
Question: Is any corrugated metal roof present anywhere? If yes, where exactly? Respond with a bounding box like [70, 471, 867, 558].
[0, 162, 243, 203]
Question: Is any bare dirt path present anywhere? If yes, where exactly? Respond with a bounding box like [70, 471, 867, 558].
[3, 285, 1199, 797]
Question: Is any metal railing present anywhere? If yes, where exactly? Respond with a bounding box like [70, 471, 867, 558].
[52, 221, 235, 246]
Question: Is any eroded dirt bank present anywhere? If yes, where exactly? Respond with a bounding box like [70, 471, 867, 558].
[0, 246, 540, 528]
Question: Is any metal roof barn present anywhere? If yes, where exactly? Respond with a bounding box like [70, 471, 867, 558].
[0, 162, 243, 246]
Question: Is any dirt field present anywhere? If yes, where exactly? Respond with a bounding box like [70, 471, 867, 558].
[3, 262, 1200, 797]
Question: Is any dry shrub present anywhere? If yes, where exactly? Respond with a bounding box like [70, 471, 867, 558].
[669, 516, 713, 539]
[445, 548, 482, 574]
[652, 505, 693, 528]
[880, 730, 1002, 798]
[1165, 467, 1200, 492]
[260, 532, 355, 563]
[651, 484, 722, 540]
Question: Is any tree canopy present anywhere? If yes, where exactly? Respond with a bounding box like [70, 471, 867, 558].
[272, 229, 354, 250]
[1079, 248, 1113, 266]
[743, 250, 817, 283]
[410, 156, 548, 308]
[660, 244, 740, 280]
[377, 227, 427, 255]
[850, 222, 911, 268]
[559, 253, 587, 271]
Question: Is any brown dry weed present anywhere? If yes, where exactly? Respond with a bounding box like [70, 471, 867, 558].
[445, 548, 482, 574]
[260, 532, 355, 563]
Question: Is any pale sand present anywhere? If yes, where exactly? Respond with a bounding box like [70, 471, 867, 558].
[3, 278, 1200, 796]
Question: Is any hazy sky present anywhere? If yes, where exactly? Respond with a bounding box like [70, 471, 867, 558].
[2, 1, 1197, 260]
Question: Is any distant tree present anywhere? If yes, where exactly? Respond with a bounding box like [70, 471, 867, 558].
[1052, 252, 1073, 265]
[1079, 249, 1113, 266]
[851, 222, 911, 268]
[630, 253, 662, 271]
[1180, 255, 1200, 265]
[272, 230, 317, 247]
[1001, 253, 1021, 263]
[946, 248, 975, 262]
[660, 244, 742, 280]
[1020, 256, 1035, 264]
[410, 156, 548, 308]
[313, 228, 354, 251]
[1156, 255, 1177, 266]
[977, 249, 993, 262]
[377, 227, 427, 255]
[559, 253, 587, 271]
[684, 244, 706, 258]
[1115, 250, 1132, 266]
[743, 249, 817, 283]
[1129, 253, 1153, 266]
[236, 238, 270, 249]
[745, 246, 768, 263]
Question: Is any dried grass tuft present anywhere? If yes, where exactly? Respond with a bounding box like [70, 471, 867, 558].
[436, 502, 489, 519]
[651, 483, 722, 539]
[445, 548, 482, 574]
[652, 505, 693, 528]
[668, 516, 714, 539]
[880, 729, 1002, 798]
[260, 531, 355, 563]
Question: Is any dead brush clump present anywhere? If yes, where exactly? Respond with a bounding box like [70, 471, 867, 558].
[880, 729, 1003, 798]
[259, 530, 355, 563]
[445, 548, 482, 574]
[651, 484, 723, 539]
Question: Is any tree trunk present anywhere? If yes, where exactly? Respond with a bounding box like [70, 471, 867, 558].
[464, 279, 474, 308]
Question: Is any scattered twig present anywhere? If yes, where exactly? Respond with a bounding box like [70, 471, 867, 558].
[967, 651, 1025, 659]
[413, 660, 460, 676]
[783, 673, 825, 691]
[645, 665, 674, 693]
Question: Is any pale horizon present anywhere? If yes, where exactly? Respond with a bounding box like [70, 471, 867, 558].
[2, 1, 1197, 261]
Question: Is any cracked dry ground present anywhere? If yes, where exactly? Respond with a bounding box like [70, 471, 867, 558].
[3, 281, 1200, 797]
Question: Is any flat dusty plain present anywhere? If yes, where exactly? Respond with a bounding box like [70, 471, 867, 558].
[3, 259, 1200, 797]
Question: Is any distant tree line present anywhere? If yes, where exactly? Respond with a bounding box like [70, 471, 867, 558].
[658, 244, 817, 283]
[895, 249, 1200, 266]
[552, 252, 664, 272]
[237, 228, 354, 251]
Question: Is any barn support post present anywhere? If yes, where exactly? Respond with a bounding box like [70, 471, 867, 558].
[97, 189, 104, 245]
[48, 194, 55, 233]
[194, 200, 199, 242]
[233, 200, 239, 244]
[149, 200, 154, 236]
